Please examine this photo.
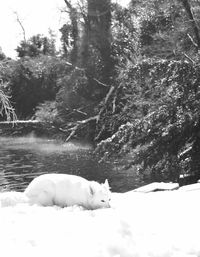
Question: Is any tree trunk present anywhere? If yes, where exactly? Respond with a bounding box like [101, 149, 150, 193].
[63, 0, 79, 64]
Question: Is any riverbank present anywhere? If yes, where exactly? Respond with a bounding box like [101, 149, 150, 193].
[0, 120, 96, 144]
[0, 120, 67, 140]
[0, 184, 200, 257]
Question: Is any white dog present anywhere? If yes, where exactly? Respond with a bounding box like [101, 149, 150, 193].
[24, 174, 111, 209]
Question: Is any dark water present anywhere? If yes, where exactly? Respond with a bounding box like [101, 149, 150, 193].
[0, 136, 143, 193]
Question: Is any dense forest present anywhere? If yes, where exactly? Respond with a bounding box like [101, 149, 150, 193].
[1, 0, 200, 184]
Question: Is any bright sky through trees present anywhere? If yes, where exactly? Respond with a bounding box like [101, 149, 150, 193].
[0, 0, 129, 59]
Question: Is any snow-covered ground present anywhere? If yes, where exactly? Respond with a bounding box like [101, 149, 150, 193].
[0, 188, 200, 257]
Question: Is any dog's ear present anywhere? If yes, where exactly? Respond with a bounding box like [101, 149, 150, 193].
[89, 182, 96, 196]
[104, 179, 110, 190]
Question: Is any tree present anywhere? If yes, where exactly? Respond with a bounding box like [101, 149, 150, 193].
[16, 33, 56, 58]
[1, 55, 69, 118]
[60, 0, 80, 63]
[61, 0, 113, 80]
[86, 0, 113, 83]
[91, 0, 200, 183]
[111, 3, 140, 65]
[58, 0, 114, 121]
[127, 0, 200, 60]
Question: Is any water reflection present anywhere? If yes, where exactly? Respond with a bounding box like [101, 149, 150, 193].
[0, 136, 143, 193]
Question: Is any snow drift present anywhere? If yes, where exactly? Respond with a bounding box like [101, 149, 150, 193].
[0, 187, 200, 257]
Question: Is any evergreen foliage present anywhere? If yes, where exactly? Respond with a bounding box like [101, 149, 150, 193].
[96, 59, 200, 182]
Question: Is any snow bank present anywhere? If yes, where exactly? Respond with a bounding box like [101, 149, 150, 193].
[0, 189, 200, 257]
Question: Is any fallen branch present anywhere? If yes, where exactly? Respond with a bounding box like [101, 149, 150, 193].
[63, 82, 116, 142]
[183, 52, 195, 64]
[65, 115, 98, 142]
[97, 85, 115, 123]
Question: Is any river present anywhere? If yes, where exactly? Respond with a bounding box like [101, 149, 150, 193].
[0, 136, 143, 193]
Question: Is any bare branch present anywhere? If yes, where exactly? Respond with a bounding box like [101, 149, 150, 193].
[73, 109, 87, 116]
[93, 78, 109, 87]
[65, 115, 98, 142]
[187, 33, 198, 48]
[14, 11, 26, 42]
[63, 0, 72, 10]
[183, 52, 195, 64]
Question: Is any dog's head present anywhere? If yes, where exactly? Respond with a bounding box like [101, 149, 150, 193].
[88, 179, 111, 209]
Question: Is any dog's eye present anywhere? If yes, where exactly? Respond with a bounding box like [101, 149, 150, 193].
[101, 200, 105, 202]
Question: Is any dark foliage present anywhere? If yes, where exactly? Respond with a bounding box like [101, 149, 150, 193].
[1, 56, 69, 118]
[16, 34, 56, 58]
[96, 59, 200, 182]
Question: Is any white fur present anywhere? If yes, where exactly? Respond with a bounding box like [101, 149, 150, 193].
[24, 174, 111, 209]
